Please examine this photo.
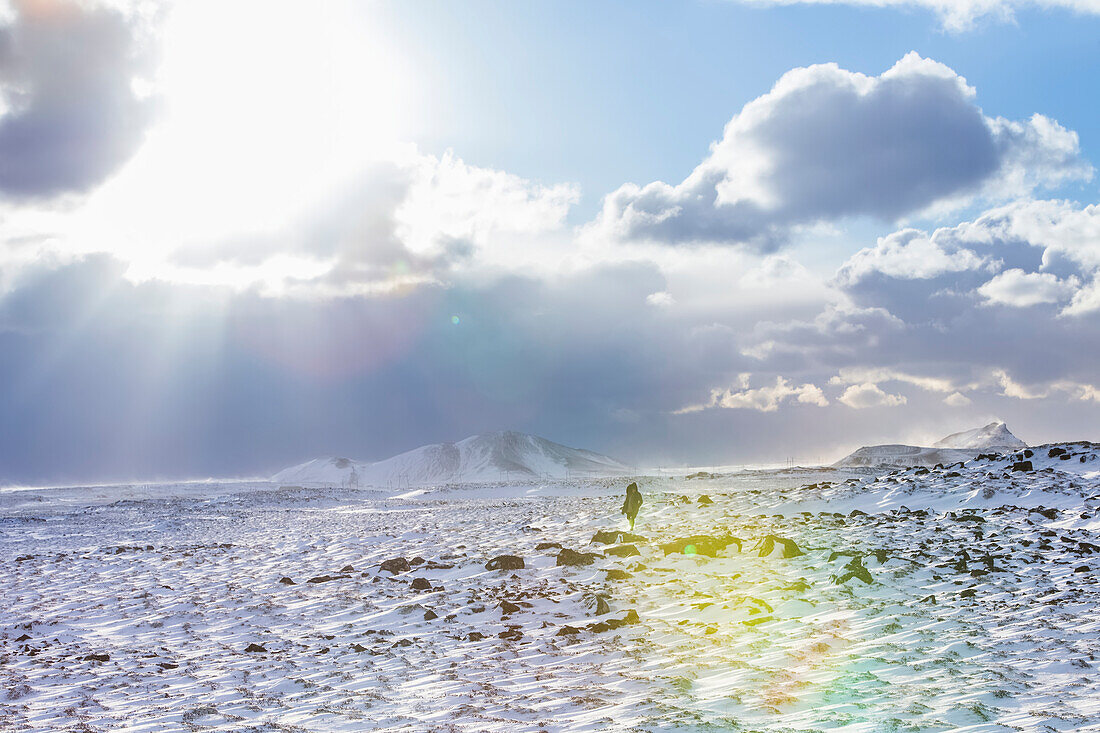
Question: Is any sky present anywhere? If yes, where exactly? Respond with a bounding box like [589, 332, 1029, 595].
[1, 0, 1100, 484]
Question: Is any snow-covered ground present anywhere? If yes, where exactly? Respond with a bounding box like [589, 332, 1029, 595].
[3, 443, 1100, 731]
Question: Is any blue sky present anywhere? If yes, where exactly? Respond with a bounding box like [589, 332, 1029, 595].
[1, 0, 1099, 484]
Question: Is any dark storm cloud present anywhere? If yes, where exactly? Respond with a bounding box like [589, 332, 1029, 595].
[0, 256, 757, 484]
[596, 54, 1089, 250]
[0, 0, 158, 198]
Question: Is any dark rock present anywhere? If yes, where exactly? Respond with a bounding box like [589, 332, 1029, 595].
[588, 621, 611, 633]
[848, 509, 868, 517]
[380, 557, 411, 574]
[605, 569, 632, 580]
[535, 542, 562, 551]
[244, 644, 266, 653]
[604, 544, 640, 558]
[1011, 461, 1034, 472]
[607, 609, 640, 629]
[410, 556, 426, 565]
[587, 594, 611, 615]
[1031, 507, 1059, 520]
[959, 588, 977, 598]
[499, 600, 521, 614]
[410, 577, 432, 591]
[697, 495, 714, 505]
[591, 530, 646, 545]
[556, 625, 580, 636]
[834, 556, 873, 585]
[278, 576, 296, 585]
[340, 565, 354, 572]
[466, 632, 486, 642]
[423, 609, 438, 621]
[920, 594, 936, 604]
[15, 634, 31, 642]
[660, 535, 740, 557]
[83, 653, 110, 662]
[498, 629, 523, 641]
[557, 548, 600, 567]
[307, 575, 338, 583]
[1049, 447, 1067, 458]
[485, 555, 525, 571]
[351, 643, 368, 652]
[1075, 565, 1091, 573]
[757, 534, 805, 559]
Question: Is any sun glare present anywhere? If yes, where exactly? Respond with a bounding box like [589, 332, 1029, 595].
[69, 0, 419, 289]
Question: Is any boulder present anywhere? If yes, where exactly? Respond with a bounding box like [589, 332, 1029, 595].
[380, 557, 411, 574]
[604, 544, 640, 558]
[535, 541, 562, 551]
[757, 535, 805, 559]
[243, 644, 267, 653]
[278, 576, 296, 585]
[556, 625, 581, 636]
[410, 577, 431, 591]
[83, 652, 110, 662]
[485, 555, 525, 571]
[660, 535, 740, 557]
[697, 495, 714, 506]
[591, 530, 647, 545]
[499, 600, 521, 614]
[556, 548, 600, 567]
[1011, 460, 1034, 472]
[605, 569, 632, 580]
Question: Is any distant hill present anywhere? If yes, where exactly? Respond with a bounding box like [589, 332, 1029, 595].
[931, 421, 1026, 451]
[272, 431, 632, 488]
[834, 422, 1026, 469]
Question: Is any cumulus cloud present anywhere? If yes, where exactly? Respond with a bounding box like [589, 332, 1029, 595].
[838, 382, 907, 409]
[677, 374, 828, 413]
[977, 268, 1078, 307]
[595, 54, 1088, 250]
[0, 0, 158, 198]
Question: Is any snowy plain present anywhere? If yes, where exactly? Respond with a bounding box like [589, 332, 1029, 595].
[3, 444, 1100, 731]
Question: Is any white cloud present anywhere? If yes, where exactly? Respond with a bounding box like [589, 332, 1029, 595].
[943, 391, 972, 407]
[724, 0, 1100, 31]
[595, 54, 1088, 250]
[836, 228, 990, 285]
[830, 366, 960, 393]
[838, 383, 907, 409]
[677, 374, 828, 413]
[978, 268, 1078, 307]
[646, 291, 676, 307]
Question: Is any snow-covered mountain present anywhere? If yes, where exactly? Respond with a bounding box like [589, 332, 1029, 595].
[834, 421, 1027, 468]
[931, 421, 1026, 451]
[272, 431, 632, 487]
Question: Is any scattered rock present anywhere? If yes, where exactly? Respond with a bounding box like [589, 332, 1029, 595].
[661, 535, 740, 557]
[278, 576, 296, 585]
[591, 530, 646, 545]
[757, 534, 805, 559]
[244, 644, 266, 653]
[485, 555, 525, 571]
[83, 652, 110, 662]
[557, 548, 601, 567]
[380, 557, 411, 574]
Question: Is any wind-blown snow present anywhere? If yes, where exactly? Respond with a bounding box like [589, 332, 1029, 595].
[932, 420, 1026, 450]
[272, 431, 632, 488]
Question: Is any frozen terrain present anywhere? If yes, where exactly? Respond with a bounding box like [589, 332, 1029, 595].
[2, 442, 1100, 731]
[273, 431, 632, 488]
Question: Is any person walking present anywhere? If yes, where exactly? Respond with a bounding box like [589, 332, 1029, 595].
[621, 482, 643, 531]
